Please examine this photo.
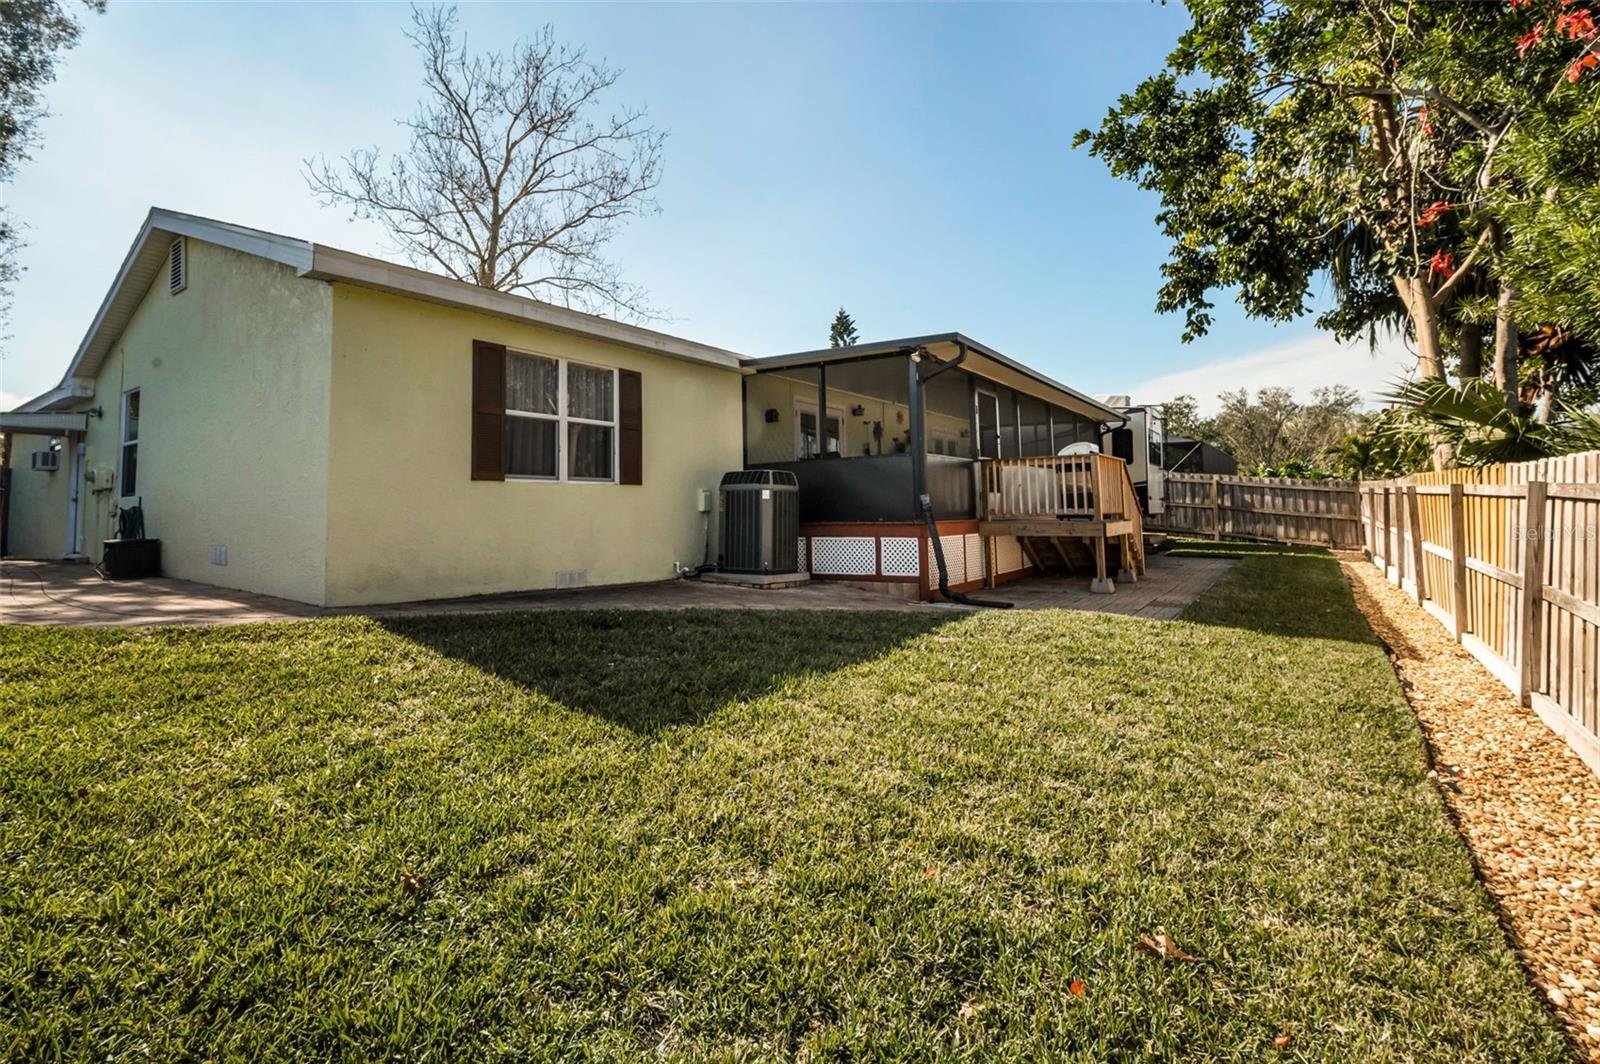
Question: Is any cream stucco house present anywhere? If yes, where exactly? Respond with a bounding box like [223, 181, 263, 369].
[2, 209, 744, 606]
[3, 208, 1141, 607]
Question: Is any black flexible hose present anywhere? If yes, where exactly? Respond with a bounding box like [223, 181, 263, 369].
[918, 493, 1012, 609]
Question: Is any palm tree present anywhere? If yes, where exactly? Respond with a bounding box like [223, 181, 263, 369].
[1379, 378, 1600, 466]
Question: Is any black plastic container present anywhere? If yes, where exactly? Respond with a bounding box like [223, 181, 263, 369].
[101, 538, 161, 579]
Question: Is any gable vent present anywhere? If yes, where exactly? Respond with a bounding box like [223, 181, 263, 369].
[169, 237, 187, 295]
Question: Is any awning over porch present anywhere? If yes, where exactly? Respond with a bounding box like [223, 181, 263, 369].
[743, 332, 1119, 425]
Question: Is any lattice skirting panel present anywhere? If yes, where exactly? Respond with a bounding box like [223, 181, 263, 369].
[926, 533, 987, 587]
[995, 535, 1026, 576]
[801, 527, 999, 588]
[964, 535, 985, 580]
[880, 537, 921, 577]
[801, 529, 929, 583]
[809, 536, 878, 576]
[931, 536, 966, 585]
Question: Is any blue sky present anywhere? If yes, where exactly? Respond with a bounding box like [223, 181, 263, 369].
[2, 1, 1411, 412]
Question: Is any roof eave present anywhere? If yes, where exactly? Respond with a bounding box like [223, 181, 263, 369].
[27, 208, 744, 414]
[744, 332, 1120, 422]
[305, 245, 746, 371]
[37, 208, 317, 405]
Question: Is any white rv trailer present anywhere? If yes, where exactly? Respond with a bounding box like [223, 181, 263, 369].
[1094, 396, 1166, 517]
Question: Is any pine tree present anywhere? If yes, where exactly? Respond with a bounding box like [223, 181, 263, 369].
[828, 307, 859, 348]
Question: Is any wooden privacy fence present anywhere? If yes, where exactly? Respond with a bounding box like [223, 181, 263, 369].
[1163, 473, 1363, 548]
[1359, 451, 1600, 777]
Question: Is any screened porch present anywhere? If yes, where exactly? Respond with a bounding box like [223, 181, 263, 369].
[741, 337, 1105, 524]
[737, 334, 1141, 597]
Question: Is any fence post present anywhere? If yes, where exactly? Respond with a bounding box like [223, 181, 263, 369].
[1380, 485, 1393, 579]
[1362, 485, 1373, 558]
[1406, 485, 1427, 604]
[1389, 484, 1401, 581]
[1517, 479, 1548, 706]
[1370, 484, 1382, 567]
[1391, 484, 1403, 585]
[1209, 477, 1221, 540]
[1449, 483, 1467, 643]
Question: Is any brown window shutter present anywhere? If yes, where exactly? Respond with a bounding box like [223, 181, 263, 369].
[471, 340, 506, 481]
[619, 369, 642, 485]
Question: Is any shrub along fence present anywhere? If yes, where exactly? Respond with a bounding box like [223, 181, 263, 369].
[1359, 451, 1600, 777]
[1163, 473, 1362, 548]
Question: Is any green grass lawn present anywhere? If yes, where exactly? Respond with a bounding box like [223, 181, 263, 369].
[0, 550, 1566, 1061]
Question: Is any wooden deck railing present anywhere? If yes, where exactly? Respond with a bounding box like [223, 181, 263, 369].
[980, 453, 1138, 520]
[979, 453, 1146, 582]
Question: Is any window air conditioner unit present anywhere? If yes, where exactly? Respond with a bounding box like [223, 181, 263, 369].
[30, 450, 60, 472]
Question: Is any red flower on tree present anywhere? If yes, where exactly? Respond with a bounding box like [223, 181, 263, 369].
[1570, 52, 1600, 81]
[1557, 8, 1597, 39]
[1429, 249, 1457, 278]
[1418, 106, 1434, 137]
[1518, 22, 1546, 56]
[1418, 201, 1453, 226]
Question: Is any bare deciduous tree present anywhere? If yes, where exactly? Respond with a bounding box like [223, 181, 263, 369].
[306, 6, 663, 318]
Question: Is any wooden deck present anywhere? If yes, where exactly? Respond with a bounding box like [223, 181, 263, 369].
[978, 454, 1147, 593]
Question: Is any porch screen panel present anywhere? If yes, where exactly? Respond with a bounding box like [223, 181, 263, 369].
[976, 389, 1002, 459]
[1018, 397, 1051, 457]
[1071, 413, 1102, 446]
[745, 366, 820, 465]
[827, 355, 909, 458]
[997, 389, 1019, 458]
[924, 370, 972, 458]
[1050, 409, 1100, 450]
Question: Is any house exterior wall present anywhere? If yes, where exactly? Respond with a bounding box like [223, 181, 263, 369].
[3, 432, 71, 558]
[75, 240, 334, 603]
[323, 286, 743, 607]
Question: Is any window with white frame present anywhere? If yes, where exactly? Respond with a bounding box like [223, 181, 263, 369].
[795, 403, 842, 458]
[120, 389, 140, 496]
[504, 352, 616, 482]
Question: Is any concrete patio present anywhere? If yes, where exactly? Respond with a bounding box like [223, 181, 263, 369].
[0, 553, 1234, 628]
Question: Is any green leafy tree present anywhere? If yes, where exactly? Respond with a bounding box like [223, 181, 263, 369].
[1159, 394, 1207, 440]
[1076, 0, 1599, 437]
[1487, 1, 1600, 410]
[1206, 386, 1364, 470]
[0, 0, 104, 352]
[1323, 414, 1434, 479]
[828, 307, 859, 348]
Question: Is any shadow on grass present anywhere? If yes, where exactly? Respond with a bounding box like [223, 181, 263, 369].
[378, 608, 956, 733]
[1175, 541, 1380, 644]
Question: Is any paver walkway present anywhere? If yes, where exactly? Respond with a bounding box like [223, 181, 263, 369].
[1, 554, 1233, 628]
